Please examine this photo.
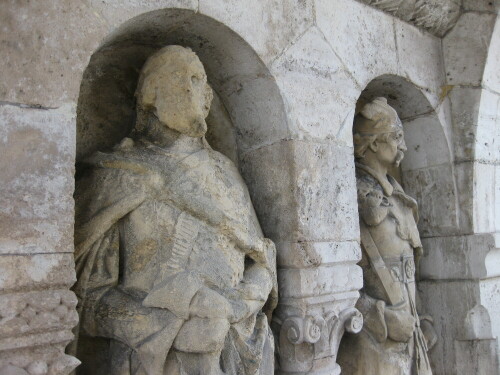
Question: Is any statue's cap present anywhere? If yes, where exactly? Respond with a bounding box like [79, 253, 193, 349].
[353, 97, 402, 135]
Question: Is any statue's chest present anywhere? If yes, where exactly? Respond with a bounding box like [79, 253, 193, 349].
[120, 200, 246, 293]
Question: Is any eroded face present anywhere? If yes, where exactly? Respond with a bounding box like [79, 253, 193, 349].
[137, 49, 213, 137]
[376, 129, 407, 168]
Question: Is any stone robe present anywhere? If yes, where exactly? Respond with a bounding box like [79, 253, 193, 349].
[338, 164, 432, 375]
[72, 138, 277, 375]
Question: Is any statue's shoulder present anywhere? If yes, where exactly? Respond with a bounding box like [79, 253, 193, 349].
[356, 169, 383, 197]
[82, 138, 155, 175]
[76, 139, 162, 210]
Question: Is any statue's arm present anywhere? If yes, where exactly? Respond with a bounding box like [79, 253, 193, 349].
[75, 166, 174, 344]
[357, 181, 390, 227]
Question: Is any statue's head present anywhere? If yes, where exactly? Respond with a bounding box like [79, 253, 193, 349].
[353, 97, 407, 168]
[135, 45, 213, 137]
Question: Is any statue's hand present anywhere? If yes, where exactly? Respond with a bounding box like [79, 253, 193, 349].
[420, 318, 437, 350]
[384, 306, 416, 342]
[189, 287, 232, 319]
[365, 190, 385, 207]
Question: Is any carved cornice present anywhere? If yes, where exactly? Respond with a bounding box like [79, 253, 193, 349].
[359, 0, 461, 36]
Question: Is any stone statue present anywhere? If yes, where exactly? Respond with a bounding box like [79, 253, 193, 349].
[337, 97, 436, 375]
[72, 45, 277, 375]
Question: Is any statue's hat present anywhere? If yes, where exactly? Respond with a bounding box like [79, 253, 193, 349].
[354, 97, 402, 135]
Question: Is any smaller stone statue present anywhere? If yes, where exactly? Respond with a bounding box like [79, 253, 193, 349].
[338, 97, 436, 375]
[72, 45, 277, 375]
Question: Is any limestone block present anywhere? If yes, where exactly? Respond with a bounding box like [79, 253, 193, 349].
[0, 344, 79, 375]
[0, 254, 76, 293]
[223, 76, 290, 152]
[0, 1, 108, 107]
[418, 279, 480, 374]
[0, 105, 75, 255]
[88, 0, 197, 30]
[497, 166, 500, 231]
[0, 290, 78, 340]
[462, 0, 498, 12]
[270, 26, 360, 141]
[278, 263, 363, 299]
[402, 164, 458, 236]
[449, 87, 482, 162]
[483, 19, 500, 94]
[476, 89, 500, 163]
[199, 0, 314, 64]
[239, 141, 296, 243]
[240, 140, 359, 245]
[480, 278, 500, 344]
[420, 233, 496, 280]
[316, 0, 398, 89]
[453, 161, 474, 232]
[293, 141, 359, 242]
[336, 109, 356, 148]
[443, 12, 497, 86]
[401, 115, 451, 171]
[454, 339, 499, 375]
[474, 162, 497, 233]
[275, 241, 361, 269]
[394, 19, 444, 107]
[435, 97, 454, 160]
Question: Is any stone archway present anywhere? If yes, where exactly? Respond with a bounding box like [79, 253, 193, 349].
[73, 7, 296, 373]
[75, 7, 292, 246]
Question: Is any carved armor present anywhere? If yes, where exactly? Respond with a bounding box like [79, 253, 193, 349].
[338, 163, 433, 375]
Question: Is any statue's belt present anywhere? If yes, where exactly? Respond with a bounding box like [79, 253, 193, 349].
[383, 255, 416, 284]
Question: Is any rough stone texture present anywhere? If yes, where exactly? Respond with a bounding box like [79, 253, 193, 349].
[420, 234, 497, 280]
[316, 0, 398, 89]
[0, 105, 76, 255]
[448, 87, 482, 162]
[1, 0, 499, 374]
[88, 0, 198, 30]
[443, 12, 497, 87]
[0, 1, 108, 108]
[483, 18, 500, 94]
[394, 19, 444, 109]
[270, 26, 360, 141]
[476, 89, 500, 164]
[358, 0, 461, 37]
[0, 104, 79, 373]
[199, 0, 314, 65]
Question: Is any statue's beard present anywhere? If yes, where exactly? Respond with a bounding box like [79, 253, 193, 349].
[394, 151, 404, 167]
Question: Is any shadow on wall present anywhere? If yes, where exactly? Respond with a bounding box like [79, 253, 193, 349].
[75, 8, 291, 240]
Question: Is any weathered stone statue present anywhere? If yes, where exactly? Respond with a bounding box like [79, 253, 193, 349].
[72, 45, 277, 375]
[338, 98, 436, 374]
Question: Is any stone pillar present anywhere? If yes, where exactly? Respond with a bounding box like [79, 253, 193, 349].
[0, 105, 80, 374]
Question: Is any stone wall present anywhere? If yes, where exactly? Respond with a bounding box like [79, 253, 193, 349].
[0, 0, 498, 374]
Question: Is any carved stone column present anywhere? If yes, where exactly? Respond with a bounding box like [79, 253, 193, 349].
[0, 105, 80, 374]
[272, 241, 363, 374]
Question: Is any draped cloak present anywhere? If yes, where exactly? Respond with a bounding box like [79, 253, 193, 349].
[72, 140, 278, 375]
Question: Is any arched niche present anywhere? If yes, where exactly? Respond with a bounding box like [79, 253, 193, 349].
[75, 8, 290, 239]
[356, 74, 458, 238]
